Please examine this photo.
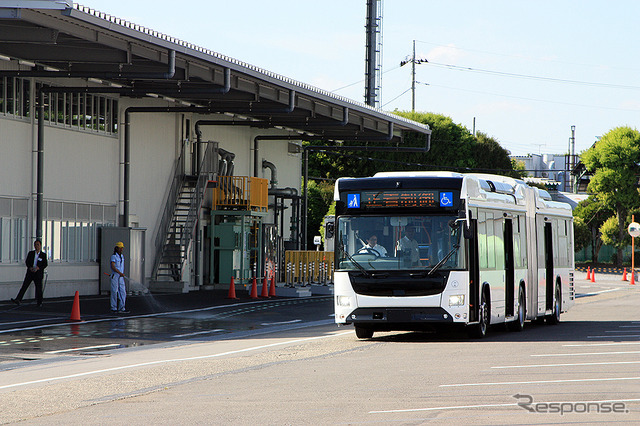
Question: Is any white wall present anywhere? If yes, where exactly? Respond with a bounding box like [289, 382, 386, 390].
[0, 118, 33, 196]
[0, 92, 303, 299]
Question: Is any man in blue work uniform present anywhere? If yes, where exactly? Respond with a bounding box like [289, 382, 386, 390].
[110, 241, 128, 313]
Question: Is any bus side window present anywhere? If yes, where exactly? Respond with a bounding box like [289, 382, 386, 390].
[478, 211, 488, 269]
[486, 211, 496, 269]
[494, 214, 504, 270]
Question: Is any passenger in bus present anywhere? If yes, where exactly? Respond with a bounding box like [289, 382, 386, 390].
[358, 234, 388, 257]
[397, 227, 420, 265]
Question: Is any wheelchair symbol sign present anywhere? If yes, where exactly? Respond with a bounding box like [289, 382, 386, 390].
[347, 193, 360, 208]
[440, 192, 453, 207]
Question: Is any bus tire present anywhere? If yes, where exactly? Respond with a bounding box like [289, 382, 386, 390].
[468, 287, 490, 338]
[355, 326, 374, 339]
[546, 283, 561, 325]
[508, 285, 525, 332]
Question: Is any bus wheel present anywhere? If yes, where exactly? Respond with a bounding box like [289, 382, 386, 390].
[355, 326, 374, 339]
[468, 288, 490, 338]
[508, 286, 525, 332]
[546, 283, 561, 325]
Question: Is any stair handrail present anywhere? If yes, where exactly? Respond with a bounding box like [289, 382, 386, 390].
[179, 141, 218, 263]
[151, 139, 187, 279]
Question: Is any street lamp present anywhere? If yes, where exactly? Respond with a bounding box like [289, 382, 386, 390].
[400, 40, 428, 112]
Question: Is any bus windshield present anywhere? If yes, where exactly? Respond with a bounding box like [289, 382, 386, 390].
[336, 215, 466, 271]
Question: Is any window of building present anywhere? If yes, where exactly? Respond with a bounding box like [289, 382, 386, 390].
[42, 201, 116, 263]
[33, 83, 118, 135]
[0, 77, 30, 119]
[0, 197, 28, 263]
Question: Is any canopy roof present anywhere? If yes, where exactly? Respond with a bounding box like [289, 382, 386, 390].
[0, 2, 431, 143]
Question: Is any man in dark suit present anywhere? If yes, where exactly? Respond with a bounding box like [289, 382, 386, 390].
[12, 239, 48, 307]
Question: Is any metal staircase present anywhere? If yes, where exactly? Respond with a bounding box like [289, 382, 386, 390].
[151, 141, 218, 286]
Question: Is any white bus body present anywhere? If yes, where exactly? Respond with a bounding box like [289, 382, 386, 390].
[333, 172, 575, 339]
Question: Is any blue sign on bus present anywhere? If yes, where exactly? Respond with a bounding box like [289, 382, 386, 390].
[347, 193, 360, 208]
[440, 192, 453, 207]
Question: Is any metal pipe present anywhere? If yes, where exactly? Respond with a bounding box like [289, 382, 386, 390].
[123, 110, 131, 227]
[0, 50, 177, 80]
[268, 187, 298, 197]
[303, 149, 309, 250]
[36, 90, 44, 240]
[262, 160, 278, 188]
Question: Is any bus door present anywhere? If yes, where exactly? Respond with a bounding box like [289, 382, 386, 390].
[504, 218, 514, 317]
[544, 222, 554, 311]
[469, 219, 480, 323]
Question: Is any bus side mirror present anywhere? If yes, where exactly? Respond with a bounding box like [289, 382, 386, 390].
[451, 218, 472, 239]
[463, 223, 472, 239]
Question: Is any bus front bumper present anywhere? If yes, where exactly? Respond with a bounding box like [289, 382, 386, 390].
[344, 307, 455, 327]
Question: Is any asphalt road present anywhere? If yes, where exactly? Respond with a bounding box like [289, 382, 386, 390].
[1, 273, 639, 424]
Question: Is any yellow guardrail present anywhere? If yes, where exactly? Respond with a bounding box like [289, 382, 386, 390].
[285, 251, 334, 285]
[213, 176, 268, 211]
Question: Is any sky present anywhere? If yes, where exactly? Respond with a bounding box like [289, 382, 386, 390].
[73, 0, 640, 156]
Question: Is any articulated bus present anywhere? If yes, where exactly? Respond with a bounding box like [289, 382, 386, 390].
[333, 171, 575, 339]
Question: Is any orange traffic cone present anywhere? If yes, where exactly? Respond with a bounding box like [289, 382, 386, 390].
[631, 271, 636, 285]
[623, 268, 628, 281]
[249, 277, 258, 298]
[269, 276, 277, 297]
[70, 291, 82, 322]
[227, 276, 238, 299]
[591, 270, 596, 283]
[261, 276, 269, 298]
[586, 267, 591, 280]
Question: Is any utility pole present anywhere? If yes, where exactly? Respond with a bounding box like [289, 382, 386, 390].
[570, 125, 576, 192]
[411, 40, 416, 112]
[400, 40, 427, 112]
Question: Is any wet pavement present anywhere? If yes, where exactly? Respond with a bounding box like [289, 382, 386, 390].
[0, 290, 334, 361]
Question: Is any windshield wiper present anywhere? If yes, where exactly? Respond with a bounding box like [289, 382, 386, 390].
[428, 244, 460, 276]
[339, 238, 371, 277]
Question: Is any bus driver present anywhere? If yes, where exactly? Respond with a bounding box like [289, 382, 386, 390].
[358, 234, 388, 257]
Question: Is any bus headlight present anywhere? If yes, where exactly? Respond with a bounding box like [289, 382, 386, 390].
[448, 294, 465, 307]
[336, 296, 351, 307]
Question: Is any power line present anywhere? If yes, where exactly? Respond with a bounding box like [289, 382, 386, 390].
[381, 87, 411, 108]
[331, 65, 402, 93]
[414, 39, 640, 74]
[415, 81, 640, 112]
[427, 61, 640, 91]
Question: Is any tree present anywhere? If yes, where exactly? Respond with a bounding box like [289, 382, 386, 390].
[307, 111, 522, 180]
[304, 112, 523, 250]
[573, 196, 612, 262]
[305, 179, 334, 248]
[581, 126, 640, 266]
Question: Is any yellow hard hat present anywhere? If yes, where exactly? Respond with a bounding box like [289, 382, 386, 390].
[115, 241, 124, 248]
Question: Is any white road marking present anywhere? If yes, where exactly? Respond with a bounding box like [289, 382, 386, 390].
[260, 319, 301, 326]
[532, 351, 640, 357]
[440, 376, 640, 387]
[172, 329, 225, 338]
[369, 398, 640, 414]
[564, 342, 640, 347]
[0, 331, 353, 391]
[46, 344, 121, 354]
[370, 402, 519, 413]
[492, 360, 640, 369]
[588, 334, 640, 339]
[577, 288, 621, 296]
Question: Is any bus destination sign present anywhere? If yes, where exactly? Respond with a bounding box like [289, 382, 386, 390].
[361, 190, 441, 208]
